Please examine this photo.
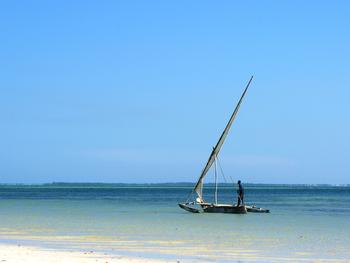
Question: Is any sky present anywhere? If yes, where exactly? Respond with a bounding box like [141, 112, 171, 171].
[1, 1, 349, 184]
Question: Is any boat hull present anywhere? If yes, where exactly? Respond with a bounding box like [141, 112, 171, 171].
[178, 203, 201, 213]
[179, 203, 270, 214]
[200, 203, 247, 214]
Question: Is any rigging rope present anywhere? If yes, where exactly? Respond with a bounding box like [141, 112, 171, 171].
[217, 156, 230, 183]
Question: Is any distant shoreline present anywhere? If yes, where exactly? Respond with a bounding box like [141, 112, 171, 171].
[0, 182, 349, 188]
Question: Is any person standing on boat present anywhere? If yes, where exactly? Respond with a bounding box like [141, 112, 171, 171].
[237, 180, 244, 206]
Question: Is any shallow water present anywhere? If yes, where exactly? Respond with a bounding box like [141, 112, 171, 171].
[0, 184, 349, 261]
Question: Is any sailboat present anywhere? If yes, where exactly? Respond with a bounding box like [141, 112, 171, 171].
[179, 76, 269, 214]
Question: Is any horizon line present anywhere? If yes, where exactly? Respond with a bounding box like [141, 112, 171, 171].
[0, 182, 349, 187]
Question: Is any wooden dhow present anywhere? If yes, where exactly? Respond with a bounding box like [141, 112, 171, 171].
[178, 76, 269, 214]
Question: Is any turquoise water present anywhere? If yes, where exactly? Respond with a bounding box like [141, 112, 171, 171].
[0, 184, 349, 262]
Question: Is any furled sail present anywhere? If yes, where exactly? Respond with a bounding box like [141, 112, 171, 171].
[192, 76, 253, 202]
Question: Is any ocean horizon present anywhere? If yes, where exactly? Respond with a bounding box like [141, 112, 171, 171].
[2, 182, 350, 187]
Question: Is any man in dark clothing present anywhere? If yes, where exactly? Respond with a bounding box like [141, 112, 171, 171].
[237, 180, 244, 206]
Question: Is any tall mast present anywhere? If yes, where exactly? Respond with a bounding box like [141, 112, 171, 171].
[214, 154, 218, 205]
[191, 76, 253, 203]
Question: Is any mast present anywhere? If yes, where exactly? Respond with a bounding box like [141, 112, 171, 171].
[214, 154, 218, 204]
[191, 76, 253, 203]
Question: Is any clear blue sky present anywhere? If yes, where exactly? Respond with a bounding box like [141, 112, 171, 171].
[1, 1, 349, 184]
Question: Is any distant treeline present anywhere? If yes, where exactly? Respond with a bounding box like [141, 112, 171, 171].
[0, 182, 348, 188]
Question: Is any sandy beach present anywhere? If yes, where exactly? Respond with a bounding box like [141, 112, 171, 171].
[2, 243, 350, 263]
[0, 244, 176, 263]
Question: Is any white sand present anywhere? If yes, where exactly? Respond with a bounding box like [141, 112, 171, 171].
[0, 244, 180, 263]
[1, 243, 349, 263]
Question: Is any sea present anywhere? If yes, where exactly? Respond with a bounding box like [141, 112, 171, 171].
[0, 183, 349, 262]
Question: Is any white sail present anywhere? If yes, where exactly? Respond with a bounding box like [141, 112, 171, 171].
[193, 76, 253, 202]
